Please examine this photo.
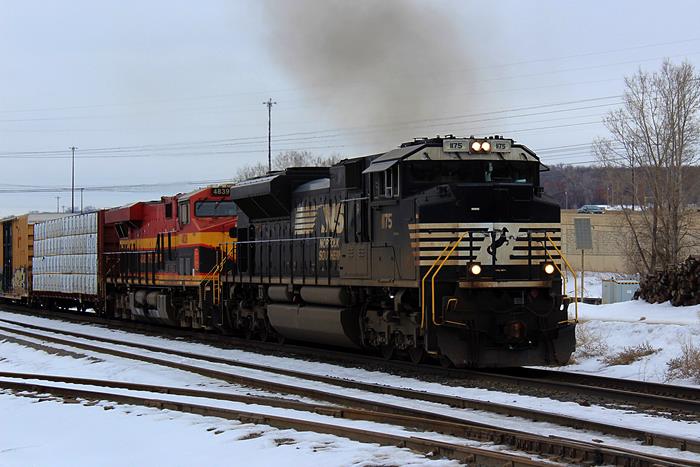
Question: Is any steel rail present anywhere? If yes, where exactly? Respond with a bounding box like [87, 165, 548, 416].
[1, 373, 696, 467]
[476, 367, 700, 405]
[1, 306, 698, 413]
[0, 319, 698, 456]
[0, 377, 549, 467]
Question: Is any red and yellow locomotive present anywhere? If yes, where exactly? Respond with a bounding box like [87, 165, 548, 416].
[103, 186, 236, 327]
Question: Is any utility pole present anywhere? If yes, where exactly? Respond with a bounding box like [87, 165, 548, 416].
[80, 188, 84, 213]
[56, 196, 60, 213]
[69, 146, 77, 213]
[262, 98, 276, 172]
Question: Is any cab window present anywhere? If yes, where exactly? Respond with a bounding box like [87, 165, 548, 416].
[194, 200, 237, 217]
[373, 165, 399, 199]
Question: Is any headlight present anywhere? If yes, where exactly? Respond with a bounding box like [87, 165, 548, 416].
[469, 263, 482, 275]
[470, 141, 482, 152]
[481, 141, 491, 152]
[543, 263, 556, 275]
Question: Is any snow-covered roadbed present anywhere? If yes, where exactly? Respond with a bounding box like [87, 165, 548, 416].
[1, 310, 699, 463]
[558, 301, 700, 386]
[0, 391, 460, 467]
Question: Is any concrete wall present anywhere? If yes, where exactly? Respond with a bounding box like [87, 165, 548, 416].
[560, 210, 700, 273]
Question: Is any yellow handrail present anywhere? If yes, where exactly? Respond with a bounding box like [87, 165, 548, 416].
[541, 233, 578, 323]
[420, 240, 454, 329]
[430, 232, 469, 326]
[201, 248, 230, 305]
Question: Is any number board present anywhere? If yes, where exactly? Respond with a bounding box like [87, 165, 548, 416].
[489, 139, 512, 152]
[211, 186, 231, 196]
[442, 139, 512, 153]
[442, 139, 471, 152]
[574, 217, 593, 250]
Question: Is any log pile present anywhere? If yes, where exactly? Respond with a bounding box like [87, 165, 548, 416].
[638, 256, 700, 306]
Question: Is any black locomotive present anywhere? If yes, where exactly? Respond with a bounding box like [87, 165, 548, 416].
[220, 135, 575, 367]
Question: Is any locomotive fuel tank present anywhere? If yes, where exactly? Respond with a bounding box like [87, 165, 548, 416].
[266, 303, 361, 348]
[299, 286, 352, 306]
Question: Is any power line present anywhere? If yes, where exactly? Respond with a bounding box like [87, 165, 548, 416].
[0, 95, 621, 159]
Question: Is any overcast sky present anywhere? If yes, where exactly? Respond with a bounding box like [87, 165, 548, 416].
[2, 0, 700, 216]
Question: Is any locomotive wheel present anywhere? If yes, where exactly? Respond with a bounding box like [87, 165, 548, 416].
[380, 344, 395, 360]
[408, 347, 426, 365]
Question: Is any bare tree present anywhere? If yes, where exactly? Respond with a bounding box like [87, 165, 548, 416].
[233, 150, 342, 182]
[594, 60, 700, 274]
[234, 162, 268, 182]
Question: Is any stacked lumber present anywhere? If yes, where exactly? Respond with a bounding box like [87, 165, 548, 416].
[638, 256, 700, 306]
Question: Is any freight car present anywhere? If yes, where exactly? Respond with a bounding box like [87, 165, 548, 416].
[0, 213, 70, 302]
[219, 136, 576, 367]
[31, 211, 118, 311]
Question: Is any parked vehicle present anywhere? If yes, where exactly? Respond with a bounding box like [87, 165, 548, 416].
[577, 205, 605, 214]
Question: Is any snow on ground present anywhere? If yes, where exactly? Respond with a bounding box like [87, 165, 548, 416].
[542, 271, 700, 387]
[575, 300, 700, 325]
[0, 329, 468, 466]
[560, 299, 700, 387]
[0, 392, 459, 467]
[1, 310, 699, 464]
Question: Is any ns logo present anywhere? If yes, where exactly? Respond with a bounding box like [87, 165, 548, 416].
[316, 203, 345, 235]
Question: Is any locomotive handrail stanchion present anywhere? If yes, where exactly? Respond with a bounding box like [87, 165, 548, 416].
[326, 236, 331, 286]
[527, 230, 533, 280]
[430, 232, 469, 327]
[540, 233, 578, 323]
[314, 236, 319, 285]
[290, 237, 294, 285]
[420, 240, 454, 330]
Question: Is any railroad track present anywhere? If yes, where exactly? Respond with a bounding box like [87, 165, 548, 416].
[0, 315, 699, 465]
[1, 372, 697, 467]
[1, 306, 698, 419]
[475, 367, 700, 411]
[0, 374, 548, 467]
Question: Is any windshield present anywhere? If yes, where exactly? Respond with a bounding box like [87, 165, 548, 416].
[194, 200, 237, 217]
[404, 160, 538, 195]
